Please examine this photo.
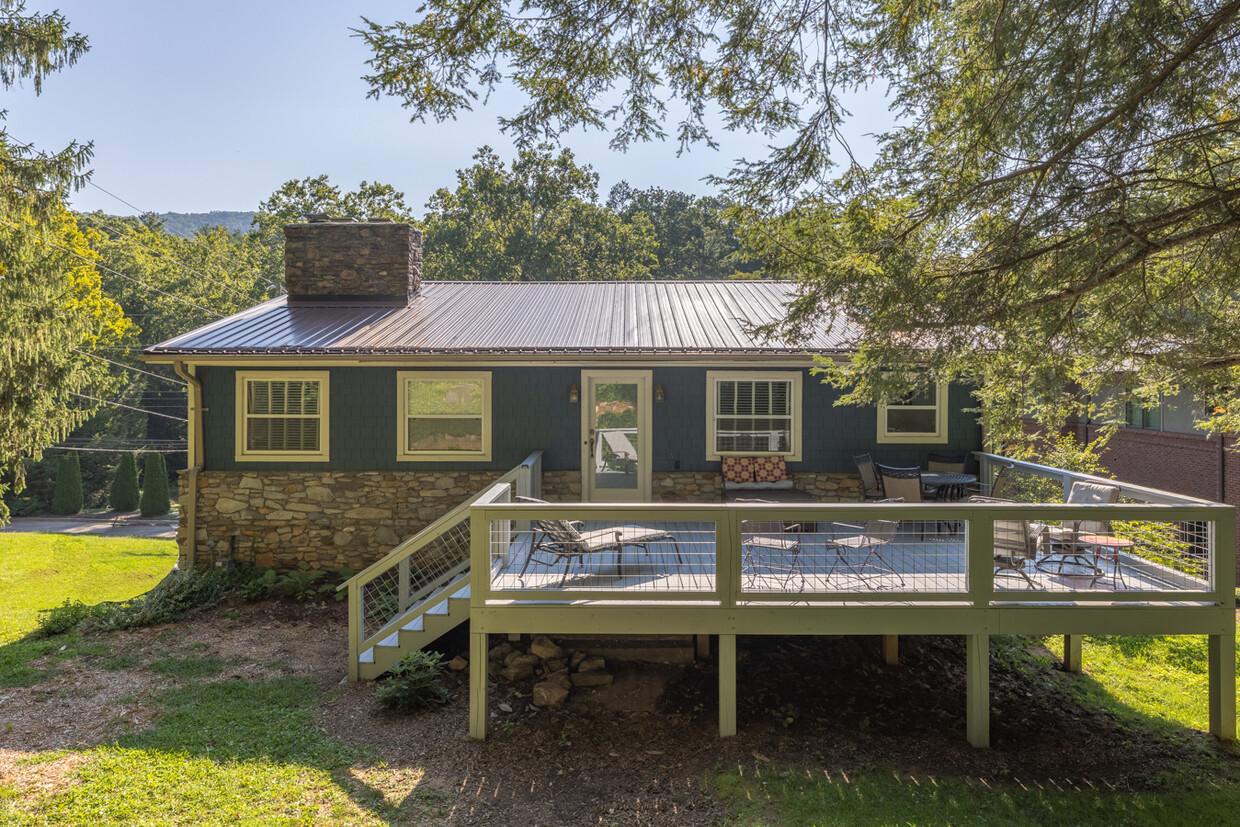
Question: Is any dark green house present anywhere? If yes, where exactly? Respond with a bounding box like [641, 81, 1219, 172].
[143, 220, 981, 573]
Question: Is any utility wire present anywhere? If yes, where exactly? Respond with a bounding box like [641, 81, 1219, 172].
[65, 390, 187, 422]
[0, 219, 227, 319]
[73, 350, 187, 386]
[47, 445, 187, 454]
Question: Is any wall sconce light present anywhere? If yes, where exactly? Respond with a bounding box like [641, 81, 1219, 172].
[654, 384, 665, 403]
[569, 383, 579, 403]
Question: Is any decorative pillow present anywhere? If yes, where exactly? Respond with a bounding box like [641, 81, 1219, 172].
[722, 456, 755, 484]
[753, 455, 787, 483]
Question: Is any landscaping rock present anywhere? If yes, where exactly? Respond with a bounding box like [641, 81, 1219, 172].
[489, 643, 513, 662]
[448, 655, 469, 672]
[501, 662, 536, 682]
[577, 655, 607, 673]
[529, 636, 564, 660]
[532, 681, 570, 708]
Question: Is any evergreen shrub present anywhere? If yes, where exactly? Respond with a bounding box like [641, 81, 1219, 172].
[109, 452, 139, 511]
[51, 453, 83, 515]
[140, 452, 170, 516]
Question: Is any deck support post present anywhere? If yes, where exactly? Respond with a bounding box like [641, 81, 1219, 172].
[719, 634, 737, 737]
[696, 634, 710, 659]
[1063, 635, 1083, 673]
[966, 634, 990, 748]
[1209, 632, 1236, 740]
[470, 631, 488, 740]
[882, 635, 899, 665]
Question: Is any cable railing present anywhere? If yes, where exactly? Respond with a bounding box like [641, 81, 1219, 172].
[341, 451, 542, 679]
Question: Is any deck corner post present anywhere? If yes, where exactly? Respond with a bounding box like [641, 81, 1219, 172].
[719, 633, 737, 737]
[347, 581, 361, 683]
[1209, 631, 1236, 740]
[1063, 634, 1083, 673]
[882, 635, 899, 665]
[966, 634, 990, 748]
[470, 631, 488, 740]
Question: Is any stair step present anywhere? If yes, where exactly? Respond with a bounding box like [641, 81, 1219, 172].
[402, 616, 424, 633]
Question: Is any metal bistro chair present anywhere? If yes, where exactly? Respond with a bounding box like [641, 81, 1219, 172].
[823, 497, 905, 588]
[852, 452, 885, 500]
[876, 464, 927, 538]
[738, 499, 804, 590]
[925, 451, 969, 501]
[515, 496, 682, 584]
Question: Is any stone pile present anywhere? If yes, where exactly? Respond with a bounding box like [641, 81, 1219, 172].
[451, 635, 615, 708]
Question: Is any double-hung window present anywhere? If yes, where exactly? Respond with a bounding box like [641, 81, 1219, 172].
[706, 371, 802, 460]
[398, 371, 492, 461]
[235, 371, 329, 461]
[877, 382, 948, 443]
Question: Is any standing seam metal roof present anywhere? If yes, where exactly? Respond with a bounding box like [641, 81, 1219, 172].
[143, 280, 856, 356]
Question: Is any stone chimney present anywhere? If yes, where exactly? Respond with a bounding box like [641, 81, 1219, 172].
[284, 218, 422, 304]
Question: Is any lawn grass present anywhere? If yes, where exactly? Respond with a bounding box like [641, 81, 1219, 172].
[0, 533, 177, 644]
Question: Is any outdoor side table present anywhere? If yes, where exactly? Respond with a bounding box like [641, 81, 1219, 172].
[1080, 534, 1135, 589]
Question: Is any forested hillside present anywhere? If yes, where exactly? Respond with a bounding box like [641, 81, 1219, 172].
[157, 211, 254, 237]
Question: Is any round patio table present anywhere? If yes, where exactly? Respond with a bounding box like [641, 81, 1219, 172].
[1080, 534, 1134, 589]
[921, 471, 977, 501]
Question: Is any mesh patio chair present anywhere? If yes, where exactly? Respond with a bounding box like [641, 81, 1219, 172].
[823, 497, 905, 588]
[924, 451, 969, 500]
[515, 495, 682, 584]
[1034, 481, 1121, 577]
[876, 464, 927, 537]
[967, 495, 1045, 589]
[738, 499, 804, 589]
[969, 463, 1014, 499]
[852, 453, 885, 500]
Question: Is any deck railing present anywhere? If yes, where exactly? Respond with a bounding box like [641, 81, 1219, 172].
[470, 481, 1233, 607]
[340, 450, 542, 679]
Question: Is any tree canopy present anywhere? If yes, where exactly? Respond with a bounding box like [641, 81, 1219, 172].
[0, 3, 130, 521]
[358, 1, 1240, 444]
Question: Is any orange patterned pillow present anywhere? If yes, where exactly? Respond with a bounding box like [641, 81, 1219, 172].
[722, 456, 755, 483]
[753, 456, 787, 483]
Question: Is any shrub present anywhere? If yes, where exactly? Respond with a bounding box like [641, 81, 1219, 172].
[51, 453, 83, 515]
[37, 599, 100, 636]
[139, 452, 171, 516]
[240, 568, 279, 601]
[374, 650, 450, 713]
[91, 568, 242, 632]
[109, 452, 140, 511]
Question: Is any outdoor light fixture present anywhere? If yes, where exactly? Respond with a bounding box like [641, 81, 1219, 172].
[654, 384, 665, 403]
[569, 383, 579, 403]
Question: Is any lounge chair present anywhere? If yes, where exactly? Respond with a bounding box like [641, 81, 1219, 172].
[1035, 481, 1121, 577]
[967, 495, 1044, 589]
[515, 496, 681, 583]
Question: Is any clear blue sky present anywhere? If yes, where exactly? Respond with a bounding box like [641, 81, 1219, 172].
[7, 1, 890, 216]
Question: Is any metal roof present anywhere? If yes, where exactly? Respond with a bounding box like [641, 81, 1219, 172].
[143, 281, 856, 358]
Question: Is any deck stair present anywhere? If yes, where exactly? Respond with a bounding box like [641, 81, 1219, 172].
[358, 573, 472, 680]
[340, 450, 543, 682]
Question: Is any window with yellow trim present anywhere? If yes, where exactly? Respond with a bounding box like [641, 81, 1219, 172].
[877, 383, 948, 443]
[398, 371, 492, 461]
[706, 371, 802, 460]
[235, 372, 329, 461]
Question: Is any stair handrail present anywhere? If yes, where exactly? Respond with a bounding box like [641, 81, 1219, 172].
[341, 450, 542, 680]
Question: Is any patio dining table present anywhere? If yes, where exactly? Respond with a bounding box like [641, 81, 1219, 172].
[921, 471, 977, 501]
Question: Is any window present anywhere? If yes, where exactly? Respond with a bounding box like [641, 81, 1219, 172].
[235, 371, 329, 461]
[877, 382, 948, 443]
[706, 371, 802, 460]
[1124, 400, 1161, 430]
[398, 371, 491, 461]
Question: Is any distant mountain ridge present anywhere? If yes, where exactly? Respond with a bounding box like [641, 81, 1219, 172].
[158, 211, 254, 237]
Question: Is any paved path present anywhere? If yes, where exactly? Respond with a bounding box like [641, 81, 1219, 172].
[0, 515, 177, 539]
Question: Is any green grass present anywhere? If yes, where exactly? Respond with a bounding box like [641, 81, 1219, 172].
[0, 533, 177, 644]
[711, 763, 1240, 826]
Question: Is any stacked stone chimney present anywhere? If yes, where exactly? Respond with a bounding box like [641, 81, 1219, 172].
[284, 219, 423, 304]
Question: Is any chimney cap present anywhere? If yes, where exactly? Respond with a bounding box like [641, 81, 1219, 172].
[304, 213, 357, 223]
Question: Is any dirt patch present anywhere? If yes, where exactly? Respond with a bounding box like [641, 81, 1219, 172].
[1, 599, 1237, 825]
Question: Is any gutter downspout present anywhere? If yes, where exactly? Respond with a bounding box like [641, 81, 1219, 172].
[173, 361, 203, 573]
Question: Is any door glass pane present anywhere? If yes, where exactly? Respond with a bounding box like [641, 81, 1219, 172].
[593, 382, 639, 490]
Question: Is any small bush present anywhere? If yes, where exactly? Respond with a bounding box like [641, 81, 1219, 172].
[51, 454, 83, 515]
[109, 452, 140, 511]
[240, 568, 279, 601]
[375, 650, 450, 713]
[139, 452, 170, 516]
[37, 599, 101, 636]
[280, 563, 325, 601]
[90, 568, 243, 632]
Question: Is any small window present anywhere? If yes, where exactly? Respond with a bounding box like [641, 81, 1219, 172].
[706, 371, 802, 460]
[877, 382, 948, 443]
[235, 371, 329, 461]
[398, 371, 492, 461]
[1124, 401, 1161, 430]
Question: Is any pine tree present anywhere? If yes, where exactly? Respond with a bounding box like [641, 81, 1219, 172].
[139, 452, 170, 517]
[51, 453, 83, 515]
[109, 452, 139, 512]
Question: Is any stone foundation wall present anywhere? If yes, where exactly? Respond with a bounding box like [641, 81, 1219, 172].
[653, 471, 720, 502]
[540, 470, 582, 501]
[791, 472, 864, 501]
[178, 469, 503, 572]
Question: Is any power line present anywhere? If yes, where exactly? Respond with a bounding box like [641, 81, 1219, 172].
[0, 219, 227, 319]
[74, 350, 187, 386]
[47, 445, 187, 454]
[66, 389, 187, 422]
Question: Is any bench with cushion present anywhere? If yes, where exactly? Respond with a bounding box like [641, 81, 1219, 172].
[720, 456, 818, 504]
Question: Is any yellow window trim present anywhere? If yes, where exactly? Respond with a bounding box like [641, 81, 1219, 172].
[234, 370, 330, 462]
[397, 370, 493, 462]
[876, 381, 949, 444]
[705, 370, 803, 462]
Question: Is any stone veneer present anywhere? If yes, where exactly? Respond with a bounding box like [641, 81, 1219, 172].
[178, 469, 503, 572]
[178, 469, 866, 572]
[284, 222, 423, 303]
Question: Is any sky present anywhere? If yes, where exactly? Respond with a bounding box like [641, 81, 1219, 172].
[5, 1, 892, 217]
